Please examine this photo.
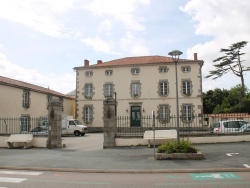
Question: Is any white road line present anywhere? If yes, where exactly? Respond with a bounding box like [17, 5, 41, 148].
[243, 164, 250, 168]
[0, 170, 42, 176]
[0, 177, 26, 183]
[226, 153, 239, 156]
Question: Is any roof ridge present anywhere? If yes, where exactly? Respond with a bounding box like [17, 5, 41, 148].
[0, 75, 67, 97]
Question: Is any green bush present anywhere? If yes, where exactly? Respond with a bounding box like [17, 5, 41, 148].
[157, 139, 198, 153]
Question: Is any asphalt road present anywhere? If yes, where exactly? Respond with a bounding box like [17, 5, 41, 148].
[0, 133, 250, 172]
[0, 170, 249, 188]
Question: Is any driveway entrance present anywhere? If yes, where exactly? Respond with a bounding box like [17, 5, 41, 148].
[62, 133, 103, 151]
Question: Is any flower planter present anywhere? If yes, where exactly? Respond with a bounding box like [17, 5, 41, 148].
[155, 151, 204, 160]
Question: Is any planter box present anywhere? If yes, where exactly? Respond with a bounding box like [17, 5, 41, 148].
[155, 151, 204, 160]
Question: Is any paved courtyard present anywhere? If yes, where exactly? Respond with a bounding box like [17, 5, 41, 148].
[61, 133, 104, 151]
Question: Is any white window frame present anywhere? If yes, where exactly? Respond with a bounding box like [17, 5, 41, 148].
[182, 105, 192, 122]
[159, 67, 168, 73]
[131, 68, 140, 75]
[131, 83, 140, 97]
[104, 84, 113, 97]
[84, 106, 93, 123]
[21, 116, 29, 132]
[105, 70, 113, 76]
[23, 90, 30, 108]
[182, 66, 191, 73]
[159, 105, 170, 122]
[182, 81, 191, 95]
[84, 84, 93, 98]
[85, 71, 93, 77]
[159, 81, 168, 96]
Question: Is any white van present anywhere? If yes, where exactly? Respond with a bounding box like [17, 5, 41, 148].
[40, 115, 88, 136]
[212, 120, 248, 133]
[61, 115, 88, 136]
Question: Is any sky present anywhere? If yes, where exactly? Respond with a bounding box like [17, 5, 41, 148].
[0, 0, 250, 94]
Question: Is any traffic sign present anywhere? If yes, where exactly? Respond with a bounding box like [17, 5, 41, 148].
[191, 173, 240, 180]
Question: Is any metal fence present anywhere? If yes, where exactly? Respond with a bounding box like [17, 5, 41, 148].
[0, 117, 42, 135]
[116, 113, 250, 136]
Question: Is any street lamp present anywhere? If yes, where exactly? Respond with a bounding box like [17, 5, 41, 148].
[168, 50, 183, 143]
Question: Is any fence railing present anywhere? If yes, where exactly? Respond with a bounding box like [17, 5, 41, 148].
[0, 117, 43, 134]
[116, 113, 250, 136]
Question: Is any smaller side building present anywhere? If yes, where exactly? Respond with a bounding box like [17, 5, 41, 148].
[0, 76, 75, 132]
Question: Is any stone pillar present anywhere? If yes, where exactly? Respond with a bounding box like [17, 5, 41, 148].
[47, 99, 62, 149]
[103, 97, 117, 149]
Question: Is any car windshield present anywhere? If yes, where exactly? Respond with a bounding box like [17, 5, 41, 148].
[239, 121, 248, 126]
[74, 120, 82, 125]
[237, 124, 250, 131]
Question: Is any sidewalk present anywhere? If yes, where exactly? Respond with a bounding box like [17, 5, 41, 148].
[0, 140, 250, 173]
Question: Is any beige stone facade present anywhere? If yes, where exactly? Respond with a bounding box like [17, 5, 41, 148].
[74, 54, 204, 129]
[0, 76, 75, 132]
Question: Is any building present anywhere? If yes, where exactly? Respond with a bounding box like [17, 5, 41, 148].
[0, 76, 75, 132]
[74, 54, 204, 130]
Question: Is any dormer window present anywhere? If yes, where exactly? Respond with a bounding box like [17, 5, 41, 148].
[131, 68, 140, 75]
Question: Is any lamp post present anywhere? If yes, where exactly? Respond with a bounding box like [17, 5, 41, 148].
[168, 50, 183, 143]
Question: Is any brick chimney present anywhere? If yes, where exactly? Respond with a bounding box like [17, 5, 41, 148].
[194, 53, 198, 61]
[97, 60, 102, 64]
[84, 59, 89, 67]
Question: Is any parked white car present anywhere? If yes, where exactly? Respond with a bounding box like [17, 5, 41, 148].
[211, 120, 248, 133]
[31, 127, 48, 136]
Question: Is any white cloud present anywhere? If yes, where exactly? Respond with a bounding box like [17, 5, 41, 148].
[181, 0, 250, 91]
[84, 0, 150, 31]
[0, 0, 76, 37]
[81, 37, 119, 54]
[0, 52, 75, 94]
[120, 32, 149, 56]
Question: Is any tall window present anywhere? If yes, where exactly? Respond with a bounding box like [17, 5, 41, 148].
[22, 90, 30, 108]
[159, 81, 168, 96]
[21, 116, 29, 132]
[84, 84, 93, 98]
[131, 82, 140, 97]
[104, 84, 113, 97]
[182, 105, 192, 121]
[84, 106, 93, 123]
[182, 81, 192, 95]
[159, 105, 170, 122]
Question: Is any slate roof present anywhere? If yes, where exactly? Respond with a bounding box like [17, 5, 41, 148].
[74, 55, 202, 69]
[0, 75, 73, 99]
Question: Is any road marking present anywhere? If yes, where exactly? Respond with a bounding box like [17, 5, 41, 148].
[0, 177, 26, 183]
[226, 153, 239, 156]
[191, 173, 240, 180]
[0, 170, 42, 176]
[243, 164, 250, 168]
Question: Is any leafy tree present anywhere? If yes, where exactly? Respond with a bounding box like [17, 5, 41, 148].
[203, 85, 250, 114]
[205, 41, 250, 96]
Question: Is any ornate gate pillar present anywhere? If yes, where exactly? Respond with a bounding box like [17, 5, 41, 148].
[103, 97, 117, 149]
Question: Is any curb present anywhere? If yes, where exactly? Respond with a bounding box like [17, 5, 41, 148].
[0, 166, 250, 173]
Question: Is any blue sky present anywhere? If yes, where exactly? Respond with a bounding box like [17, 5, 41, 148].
[0, 0, 250, 94]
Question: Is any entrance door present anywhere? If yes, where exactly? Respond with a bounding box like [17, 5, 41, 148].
[131, 106, 141, 127]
